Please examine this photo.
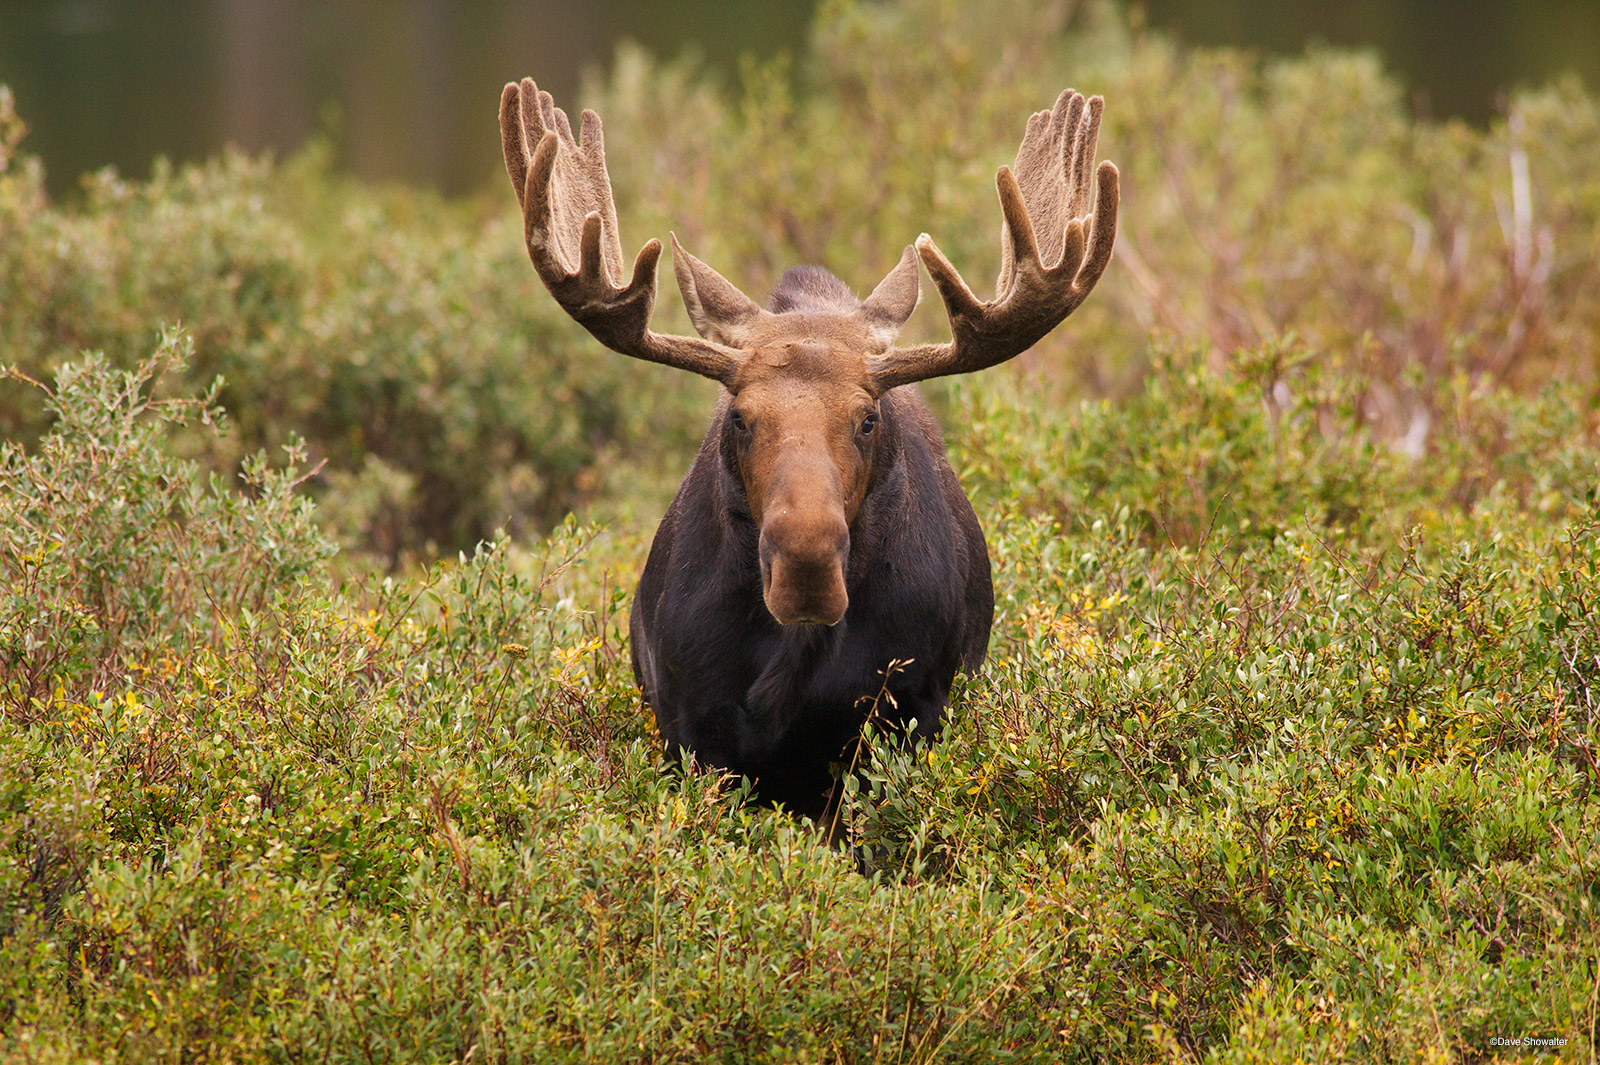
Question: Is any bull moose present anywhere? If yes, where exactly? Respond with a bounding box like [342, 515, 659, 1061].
[500, 78, 1118, 819]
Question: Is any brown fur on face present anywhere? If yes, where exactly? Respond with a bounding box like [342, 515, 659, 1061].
[674, 246, 920, 627]
[727, 336, 882, 625]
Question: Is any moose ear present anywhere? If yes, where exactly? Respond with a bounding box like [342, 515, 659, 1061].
[670, 233, 763, 346]
[859, 245, 921, 344]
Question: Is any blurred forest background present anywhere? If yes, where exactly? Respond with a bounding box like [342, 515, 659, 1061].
[1, 0, 1597, 196]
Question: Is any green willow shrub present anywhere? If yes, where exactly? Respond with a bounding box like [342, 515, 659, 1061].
[841, 358, 1599, 1057]
[0, 355, 1075, 1061]
[946, 339, 1600, 551]
[593, 0, 1600, 407]
[0, 335, 333, 717]
[2, 348, 1596, 1061]
[0, 125, 711, 563]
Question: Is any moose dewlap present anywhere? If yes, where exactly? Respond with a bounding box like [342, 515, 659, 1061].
[500, 78, 1119, 818]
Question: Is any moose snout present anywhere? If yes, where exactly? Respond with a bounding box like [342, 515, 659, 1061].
[759, 511, 849, 626]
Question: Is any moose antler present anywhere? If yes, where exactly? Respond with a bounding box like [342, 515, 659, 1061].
[500, 79, 742, 383]
[868, 90, 1119, 389]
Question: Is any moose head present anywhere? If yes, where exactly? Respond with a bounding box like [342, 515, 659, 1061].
[500, 79, 1117, 629]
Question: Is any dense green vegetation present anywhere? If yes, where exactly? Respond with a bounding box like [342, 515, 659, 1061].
[3, 0, 1598, 1060]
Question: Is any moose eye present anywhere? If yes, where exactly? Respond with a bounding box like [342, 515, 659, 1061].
[858, 411, 879, 435]
[730, 409, 750, 433]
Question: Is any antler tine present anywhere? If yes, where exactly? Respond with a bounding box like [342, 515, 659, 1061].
[500, 78, 742, 384]
[499, 82, 529, 211]
[868, 89, 1119, 390]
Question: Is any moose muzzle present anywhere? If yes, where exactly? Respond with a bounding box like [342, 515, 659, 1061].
[758, 503, 850, 626]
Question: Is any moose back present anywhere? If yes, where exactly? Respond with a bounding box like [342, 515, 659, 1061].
[500, 79, 1118, 817]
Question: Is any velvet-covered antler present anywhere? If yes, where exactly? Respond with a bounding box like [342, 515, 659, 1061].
[867, 90, 1119, 389]
[500, 78, 742, 383]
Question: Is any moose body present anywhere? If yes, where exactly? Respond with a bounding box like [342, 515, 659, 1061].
[632, 289, 993, 815]
[500, 78, 1119, 817]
